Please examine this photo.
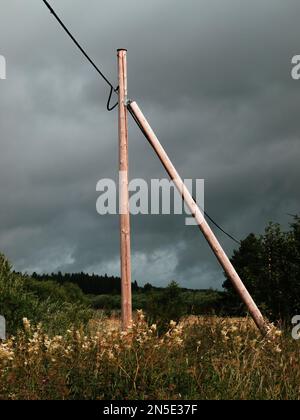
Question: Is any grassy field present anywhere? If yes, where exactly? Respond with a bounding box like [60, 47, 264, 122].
[0, 313, 299, 400]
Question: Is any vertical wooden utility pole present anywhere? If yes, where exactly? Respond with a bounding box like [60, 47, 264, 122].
[118, 49, 132, 330]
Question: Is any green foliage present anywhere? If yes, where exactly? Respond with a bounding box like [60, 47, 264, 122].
[37, 301, 93, 336]
[89, 295, 121, 312]
[223, 216, 300, 321]
[145, 281, 187, 332]
[0, 255, 41, 334]
[132, 293, 149, 311]
[0, 254, 92, 336]
[183, 290, 224, 315]
[24, 278, 87, 305]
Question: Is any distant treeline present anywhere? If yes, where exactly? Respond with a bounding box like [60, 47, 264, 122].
[26, 272, 225, 319]
[29, 272, 142, 295]
[13, 215, 299, 323]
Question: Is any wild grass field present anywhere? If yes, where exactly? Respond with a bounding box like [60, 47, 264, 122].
[1, 216, 300, 402]
[1, 313, 299, 400]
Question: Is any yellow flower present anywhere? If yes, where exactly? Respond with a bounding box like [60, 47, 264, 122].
[0, 346, 14, 361]
[137, 310, 145, 321]
[174, 337, 183, 346]
[23, 318, 31, 332]
[107, 350, 115, 360]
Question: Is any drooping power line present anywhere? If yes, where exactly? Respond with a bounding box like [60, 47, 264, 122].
[202, 211, 241, 245]
[41, 0, 118, 111]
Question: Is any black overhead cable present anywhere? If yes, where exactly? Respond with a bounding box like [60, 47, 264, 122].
[41, 0, 118, 111]
[128, 105, 241, 246]
[287, 213, 298, 218]
[201, 212, 241, 245]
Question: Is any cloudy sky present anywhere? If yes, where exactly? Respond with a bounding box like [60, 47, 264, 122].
[0, 0, 299, 289]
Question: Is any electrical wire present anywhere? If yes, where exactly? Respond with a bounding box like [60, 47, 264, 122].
[201, 211, 241, 245]
[41, 0, 118, 111]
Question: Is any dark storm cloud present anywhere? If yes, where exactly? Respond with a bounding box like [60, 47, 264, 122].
[0, 0, 299, 289]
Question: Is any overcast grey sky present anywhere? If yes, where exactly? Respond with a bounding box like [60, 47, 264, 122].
[0, 0, 299, 289]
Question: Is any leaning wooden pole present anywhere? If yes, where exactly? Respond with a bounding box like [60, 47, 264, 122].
[118, 49, 132, 330]
[128, 100, 269, 335]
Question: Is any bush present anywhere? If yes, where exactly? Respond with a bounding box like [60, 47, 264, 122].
[223, 217, 300, 321]
[0, 255, 42, 334]
[145, 281, 187, 332]
[89, 295, 121, 311]
[0, 254, 92, 336]
[24, 278, 87, 305]
[184, 290, 225, 315]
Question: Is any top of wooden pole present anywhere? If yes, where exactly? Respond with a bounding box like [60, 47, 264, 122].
[117, 48, 128, 52]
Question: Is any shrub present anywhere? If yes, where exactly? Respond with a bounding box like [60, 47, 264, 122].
[89, 295, 121, 311]
[24, 278, 87, 305]
[145, 281, 187, 332]
[0, 254, 92, 336]
[0, 255, 42, 334]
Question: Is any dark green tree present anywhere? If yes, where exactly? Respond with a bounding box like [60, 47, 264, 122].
[145, 281, 187, 332]
[223, 217, 300, 321]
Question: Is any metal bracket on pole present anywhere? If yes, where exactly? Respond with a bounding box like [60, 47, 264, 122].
[127, 100, 269, 336]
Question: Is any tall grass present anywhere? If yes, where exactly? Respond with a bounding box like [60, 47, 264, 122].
[0, 313, 299, 400]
